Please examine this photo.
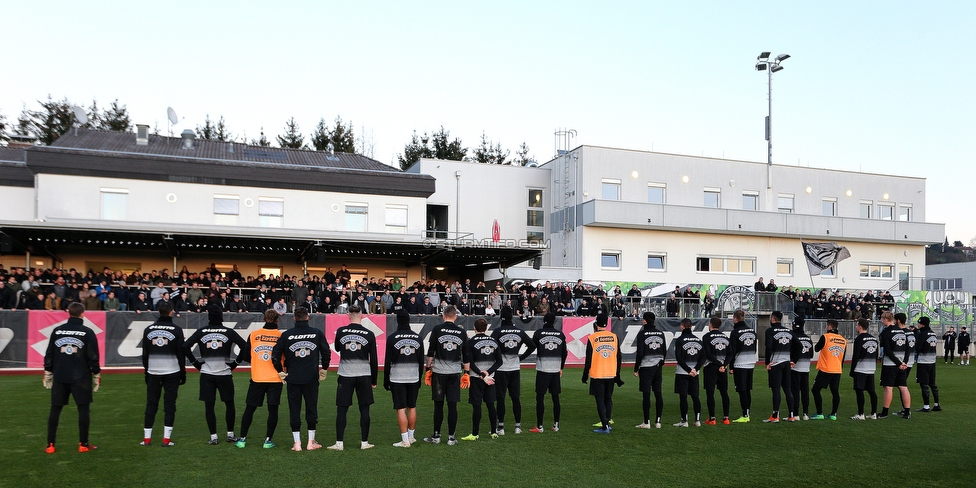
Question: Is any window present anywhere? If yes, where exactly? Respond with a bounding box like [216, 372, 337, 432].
[345, 204, 368, 232]
[213, 195, 239, 225]
[878, 204, 894, 221]
[527, 188, 545, 240]
[742, 192, 759, 211]
[860, 263, 894, 279]
[100, 188, 128, 220]
[777, 258, 794, 277]
[859, 201, 872, 219]
[704, 188, 721, 208]
[647, 184, 666, 204]
[528, 189, 544, 208]
[601, 251, 620, 269]
[822, 198, 837, 216]
[601, 179, 621, 200]
[777, 194, 794, 213]
[259, 266, 282, 278]
[821, 266, 836, 278]
[898, 264, 912, 289]
[385, 205, 408, 233]
[898, 205, 912, 222]
[696, 256, 756, 275]
[647, 253, 666, 271]
[258, 198, 284, 227]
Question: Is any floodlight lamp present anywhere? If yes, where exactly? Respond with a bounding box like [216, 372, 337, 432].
[771, 65, 784, 72]
[758, 52, 771, 60]
[776, 54, 791, 61]
[756, 63, 767, 71]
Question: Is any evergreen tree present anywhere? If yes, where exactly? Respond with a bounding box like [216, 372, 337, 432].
[100, 99, 132, 131]
[397, 130, 434, 169]
[85, 99, 102, 129]
[328, 115, 356, 153]
[26, 95, 74, 145]
[310, 117, 330, 151]
[512, 141, 534, 166]
[0, 110, 8, 143]
[196, 114, 217, 140]
[250, 127, 271, 147]
[469, 131, 509, 164]
[277, 117, 305, 149]
[214, 116, 232, 142]
[430, 126, 466, 161]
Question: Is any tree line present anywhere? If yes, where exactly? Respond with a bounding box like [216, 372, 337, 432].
[1, 95, 535, 168]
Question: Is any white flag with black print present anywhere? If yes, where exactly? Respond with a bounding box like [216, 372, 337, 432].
[801, 242, 851, 275]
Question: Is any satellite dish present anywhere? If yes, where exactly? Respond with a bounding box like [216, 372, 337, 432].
[167, 107, 179, 125]
[71, 106, 88, 126]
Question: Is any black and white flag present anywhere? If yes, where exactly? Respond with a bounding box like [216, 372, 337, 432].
[802, 242, 851, 276]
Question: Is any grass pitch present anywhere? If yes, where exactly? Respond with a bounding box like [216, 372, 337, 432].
[1, 365, 972, 487]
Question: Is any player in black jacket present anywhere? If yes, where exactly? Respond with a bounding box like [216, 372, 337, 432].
[424, 306, 466, 446]
[702, 316, 731, 425]
[272, 307, 330, 451]
[183, 305, 248, 445]
[43, 302, 101, 453]
[790, 317, 814, 420]
[959, 327, 971, 365]
[849, 319, 879, 420]
[634, 312, 667, 428]
[763, 311, 799, 422]
[491, 306, 536, 435]
[673, 318, 705, 427]
[530, 312, 567, 433]
[913, 316, 941, 413]
[327, 305, 379, 451]
[725, 310, 757, 422]
[461, 318, 502, 441]
[385, 311, 424, 447]
[141, 302, 185, 447]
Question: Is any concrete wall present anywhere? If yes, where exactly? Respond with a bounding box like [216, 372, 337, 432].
[34, 174, 428, 240]
[579, 226, 925, 288]
[0, 186, 36, 222]
[563, 146, 927, 221]
[414, 159, 552, 243]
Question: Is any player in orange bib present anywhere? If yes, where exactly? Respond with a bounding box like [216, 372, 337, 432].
[810, 320, 847, 420]
[235, 309, 284, 449]
[582, 314, 623, 434]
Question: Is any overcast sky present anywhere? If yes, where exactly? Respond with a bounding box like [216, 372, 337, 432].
[4, 1, 973, 242]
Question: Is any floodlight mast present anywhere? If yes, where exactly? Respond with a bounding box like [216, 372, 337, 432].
[755, 52, 789, 189]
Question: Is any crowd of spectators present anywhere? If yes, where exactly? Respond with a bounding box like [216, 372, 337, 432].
[0, 264, 896, 320]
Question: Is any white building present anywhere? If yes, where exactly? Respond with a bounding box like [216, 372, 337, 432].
[418, 145, 944, 290]
[0, 129, 537, 282]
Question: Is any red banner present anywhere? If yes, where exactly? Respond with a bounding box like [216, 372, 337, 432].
[324, 314, 388, 368]
[27, 311, 107, 369]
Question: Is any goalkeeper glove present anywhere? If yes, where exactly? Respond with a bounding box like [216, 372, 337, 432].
[179, 371, 187, 385]
[460, 374, 471, 389]
[92, 374, 101, 392]
[227, 361, 238, 372]
[278, 371, 288, 383]
[192, 361, 204, 370]
[43, 371, 54, 389]
[318, 369, 327, 382]
[424, 370, 432, 387]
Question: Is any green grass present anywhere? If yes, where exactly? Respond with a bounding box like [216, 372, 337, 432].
[1, 365, 973, 487]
